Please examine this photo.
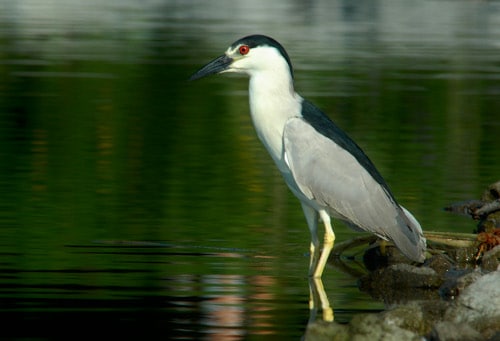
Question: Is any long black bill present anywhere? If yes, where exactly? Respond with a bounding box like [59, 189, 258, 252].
[189, 54, 233, 81]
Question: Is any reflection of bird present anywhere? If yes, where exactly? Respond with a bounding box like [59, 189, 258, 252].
[190, 35, 426, 277]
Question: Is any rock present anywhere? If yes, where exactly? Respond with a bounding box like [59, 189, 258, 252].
[360, 263, 442, 303]
[319, 206, 500, 341]
[445, 270, 500, 339]
[430, 321, 483, 341]
[481, 181, 500, 202]
[362, 244, 415, 272]
[425, 254, 454, 276]
[481, 245, 500, 271]
[444, 199, 484, 218]
[349, 313, 421, 341]
[381, 301, 441, 335]
[304, 313, 422, 341]
[445, 180, 500, 232]
[446, 246, 478, 264]
[306, 270, 500, 340]
[439, 270, 483, 300]
[304, 320, 348, 341]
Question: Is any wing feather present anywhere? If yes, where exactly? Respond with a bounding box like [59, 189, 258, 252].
[283, 116, 425, 261]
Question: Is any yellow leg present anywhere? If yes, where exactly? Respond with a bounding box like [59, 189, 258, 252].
[308, 277, 334, 322]
[300, 203, 320, 277]
[379, 239, 388, 256]
[304, 208, 335, 322]
[309, 242, 316, 311]
[309, 240, 320, 277]
[313, 210, 335, 278]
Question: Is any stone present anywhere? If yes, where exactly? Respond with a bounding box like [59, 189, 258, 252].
[445, 271, 500, 339]
[430, 321, 483, 341]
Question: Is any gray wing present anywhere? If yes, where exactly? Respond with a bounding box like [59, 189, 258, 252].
[283, 116, 425, 261]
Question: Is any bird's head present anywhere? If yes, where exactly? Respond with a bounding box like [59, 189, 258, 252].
[190, 35, 294, 81]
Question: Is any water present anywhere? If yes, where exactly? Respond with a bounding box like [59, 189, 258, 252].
[1, 0, 500, 339]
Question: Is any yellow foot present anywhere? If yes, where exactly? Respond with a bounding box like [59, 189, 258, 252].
[323, 307, 334, 322]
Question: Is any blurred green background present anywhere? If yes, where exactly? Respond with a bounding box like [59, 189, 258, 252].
[1, 0, 500, 339]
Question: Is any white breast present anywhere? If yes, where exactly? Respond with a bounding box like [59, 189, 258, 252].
[248, 71, 302, 174]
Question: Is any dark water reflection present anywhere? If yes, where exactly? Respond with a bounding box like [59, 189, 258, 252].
[1, 0, 500, 339]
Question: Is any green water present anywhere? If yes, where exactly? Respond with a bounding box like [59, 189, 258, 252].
[1, 0, 500, 339]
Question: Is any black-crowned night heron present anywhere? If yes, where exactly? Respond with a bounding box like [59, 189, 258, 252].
[190, 34, 426, 278]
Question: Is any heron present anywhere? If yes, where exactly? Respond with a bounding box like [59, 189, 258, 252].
[190, 34, 426, 278]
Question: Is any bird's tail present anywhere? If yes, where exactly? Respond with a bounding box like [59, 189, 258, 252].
[392, 206, 427, 262]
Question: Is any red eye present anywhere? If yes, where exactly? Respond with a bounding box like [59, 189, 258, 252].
[239, 45, 250, 55]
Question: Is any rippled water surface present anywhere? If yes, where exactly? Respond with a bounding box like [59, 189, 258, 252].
[1, 0, 500, 339]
